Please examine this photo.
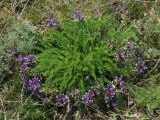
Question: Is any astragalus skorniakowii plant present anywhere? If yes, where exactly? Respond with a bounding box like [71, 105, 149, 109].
[35, 16, 136, 94]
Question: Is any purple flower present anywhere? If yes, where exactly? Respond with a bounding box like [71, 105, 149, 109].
[46, 17, 54, 25]
[116, 50, 126, 61]
[18, 54, 36, 64]
[22, 76, 42, 97]
[82, 90, 95, 105]
[25, 54, 36, 65]
[113, 75, 128, 93]
[9, 47, 18, 55]
[112, 74, 123, 85]
[18, 54, 36, 74]
[28, 76, 41, 92]
[56, 93, 69, 107]
[104, 84, 117, 107]
[72, 11, 85, 20]
[135, 60, 147, 73]
[119, 80, 125, 88]
[116, 74, 123, 81]
[119, 80, 128, 93]
[26, 54, 35, 60]
[104, 85, 116, 98]
[19, 63, 30, 74]
[112, 75, 121, 85]
[46, 17, 60, 29]
[17, 54, 26, 62]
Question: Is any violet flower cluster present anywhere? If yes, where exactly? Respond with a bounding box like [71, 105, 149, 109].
[17, 55, 42, 95]
[72, 11, 85, 20]
[46, 17, 61, 30]
[9, 47, 19, 56]
[17, 54, 36, 74]
[10, 48, 49, 104]
[82, 90, 95, 105]
[115, 40, 135, 62]
[17, 54, 41, 94]
[26, 76, 42, 94]
[114, 40, 147, 74]
[104, 84, 117, 107]
[135, 60, 147, 73]
[56, 78, 128, 108]
[113, 75, 128, 93]
[56, 93, 69, 107]
[115, 49, 126, 61]
[115, 40, 133, 62]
